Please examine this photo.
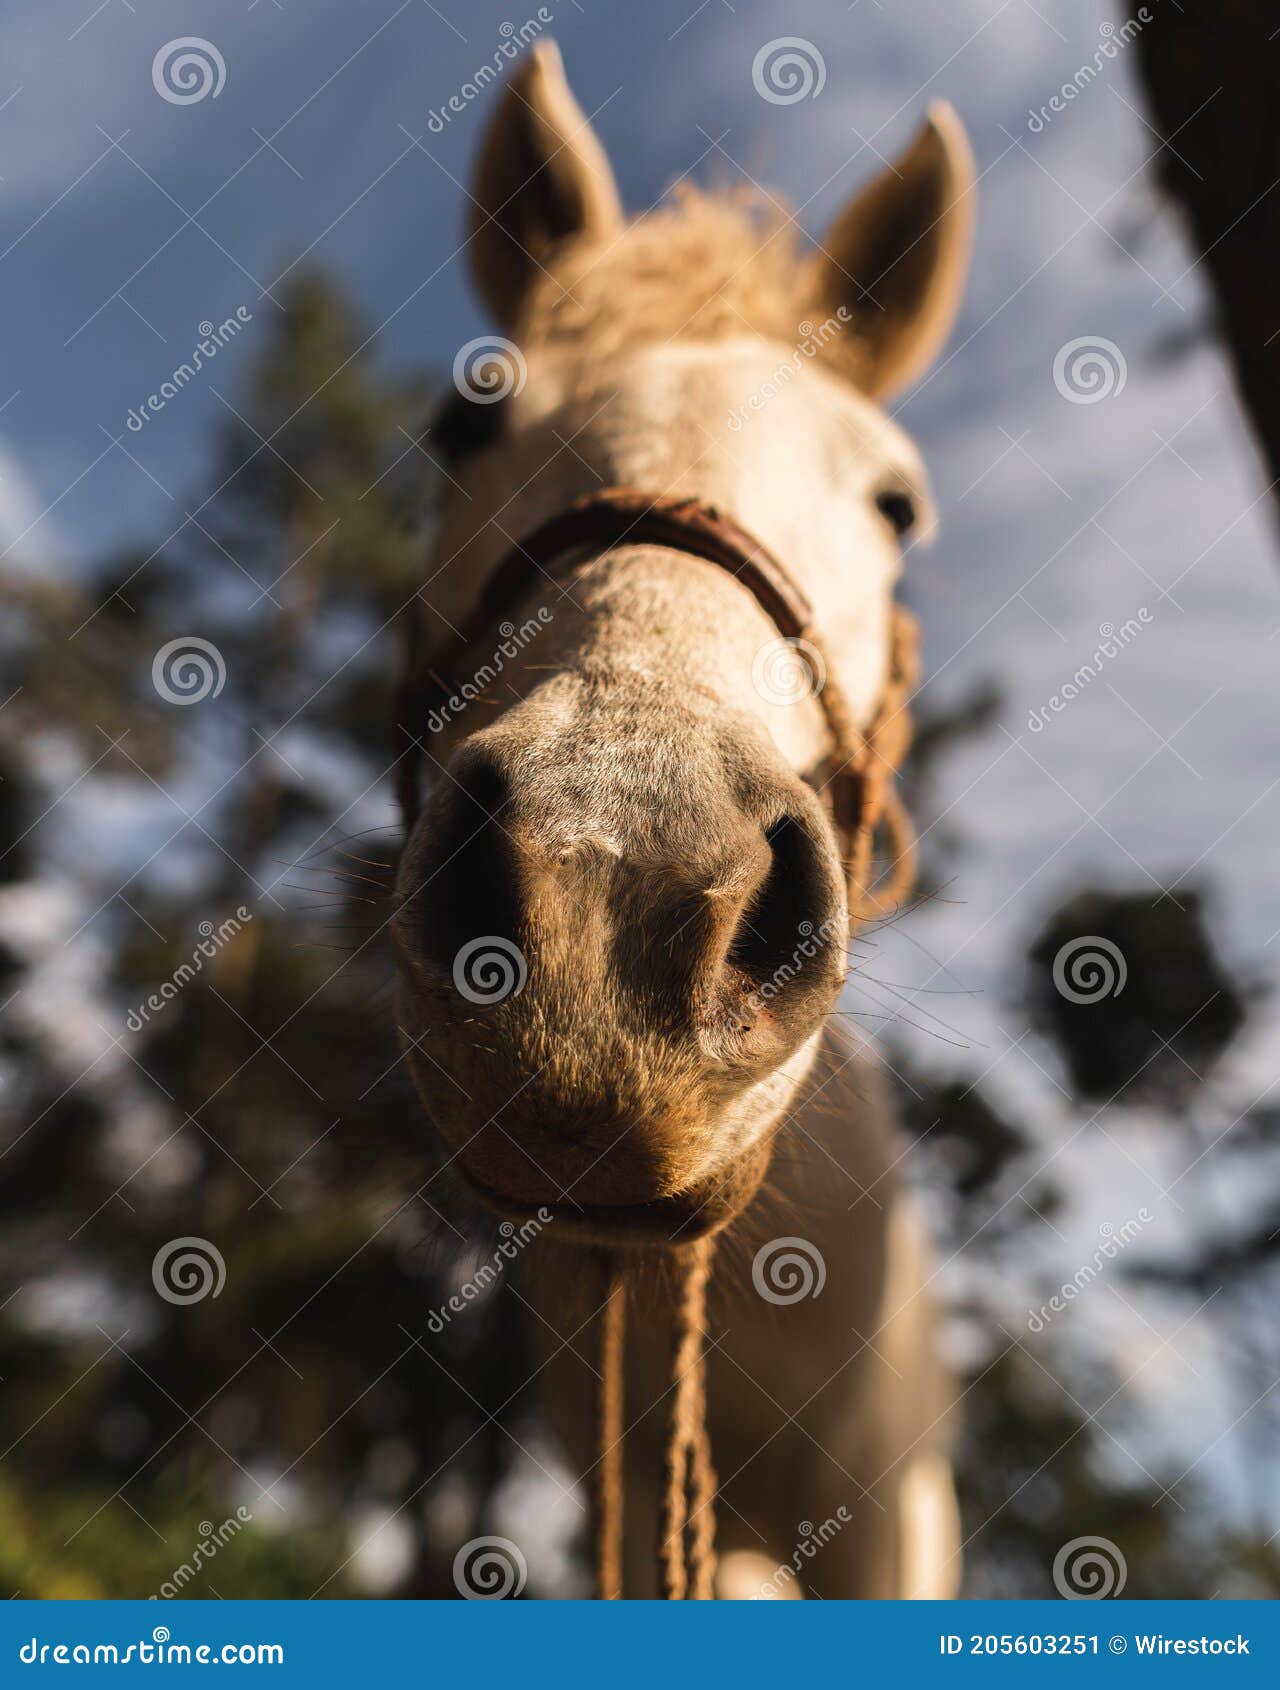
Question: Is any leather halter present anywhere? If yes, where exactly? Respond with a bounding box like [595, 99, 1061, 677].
[395, 488, 919, 923]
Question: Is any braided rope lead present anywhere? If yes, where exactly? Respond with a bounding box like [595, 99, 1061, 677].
[595, 1258, 627, 1600]
[659, 1235, 717, 1599]
[686, 1356, 718, 1601]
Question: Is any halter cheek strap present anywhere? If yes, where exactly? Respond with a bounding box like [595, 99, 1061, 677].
[395, 489, 921, 1599]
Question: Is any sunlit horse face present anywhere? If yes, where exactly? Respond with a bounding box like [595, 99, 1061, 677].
[392, 44, 974, 1244]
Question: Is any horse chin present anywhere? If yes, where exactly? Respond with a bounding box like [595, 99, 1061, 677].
[457, 1137, 775, 1251]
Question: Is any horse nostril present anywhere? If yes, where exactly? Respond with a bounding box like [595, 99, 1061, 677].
[725, 814, 841, 994]
[403, 754, 525, 978]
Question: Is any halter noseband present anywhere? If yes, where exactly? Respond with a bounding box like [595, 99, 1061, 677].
[395, 487, 919, 923]
[394, 488, 921, 1599]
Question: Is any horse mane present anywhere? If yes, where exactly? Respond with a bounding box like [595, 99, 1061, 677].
[514, 184, 871, 388]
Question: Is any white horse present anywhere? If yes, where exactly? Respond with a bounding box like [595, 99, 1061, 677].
[393, 43, 975, 1598]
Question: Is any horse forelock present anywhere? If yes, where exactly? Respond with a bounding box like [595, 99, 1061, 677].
[513, 185, 873, 391]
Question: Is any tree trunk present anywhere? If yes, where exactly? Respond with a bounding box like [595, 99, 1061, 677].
[1137, 4, 1280, 516]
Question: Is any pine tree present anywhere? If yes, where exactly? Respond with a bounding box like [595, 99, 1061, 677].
[0, 273, 529, 1598]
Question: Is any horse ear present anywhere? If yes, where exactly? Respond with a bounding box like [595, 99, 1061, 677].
[808, 102, 975, 399]
[467, 41, 623, 330]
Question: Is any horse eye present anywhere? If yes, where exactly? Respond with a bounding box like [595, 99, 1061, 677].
[430, 388, 507, 462]
[875, 489, 916, 540]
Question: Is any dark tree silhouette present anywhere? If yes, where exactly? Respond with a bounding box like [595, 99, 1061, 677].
[1027, 889, 1247, 1103]
[1138, 6, 1280, 524]
[0, 273, 534, 1598]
